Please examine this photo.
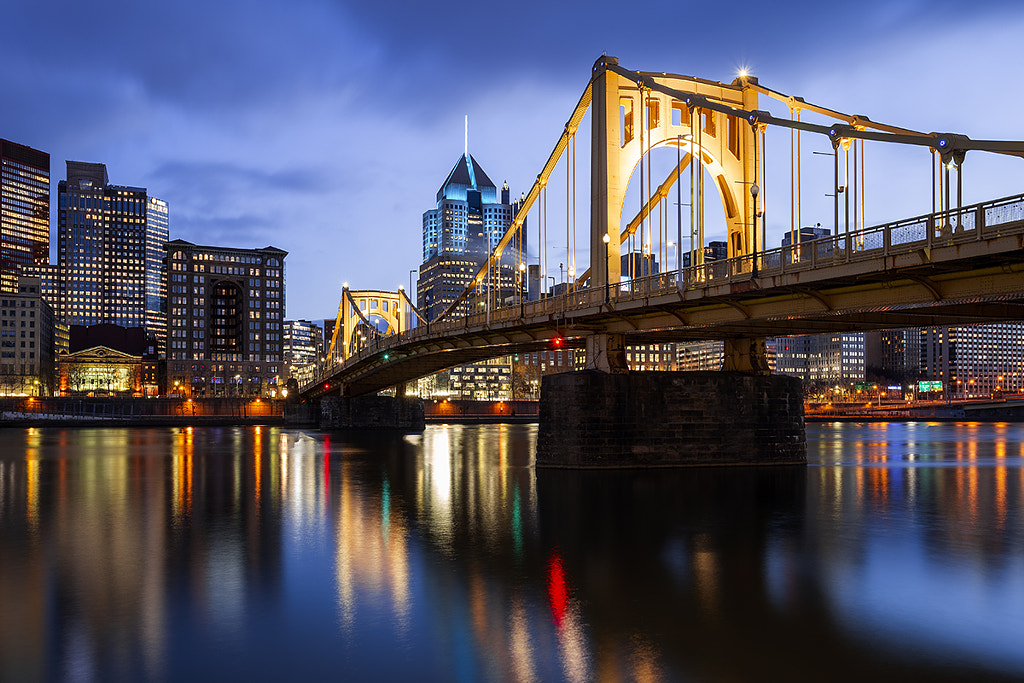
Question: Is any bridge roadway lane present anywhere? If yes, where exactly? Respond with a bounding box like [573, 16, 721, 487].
[304, 195, 1024, 398]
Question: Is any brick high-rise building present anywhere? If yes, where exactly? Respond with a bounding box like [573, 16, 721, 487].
[164, 239, 286, 397]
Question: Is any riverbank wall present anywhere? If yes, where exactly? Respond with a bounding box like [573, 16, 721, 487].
[0, 396, 316, 428]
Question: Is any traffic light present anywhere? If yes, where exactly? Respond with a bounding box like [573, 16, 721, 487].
[383, 352, 390, 361]
[551, 335, 564, 349]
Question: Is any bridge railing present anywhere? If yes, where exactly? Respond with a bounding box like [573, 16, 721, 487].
[589, 192, 1024, 303]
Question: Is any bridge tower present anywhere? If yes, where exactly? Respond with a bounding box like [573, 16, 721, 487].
[326, 287, 405, 363]
[590, 55, 759, 283]
[588, 56, 764, 372]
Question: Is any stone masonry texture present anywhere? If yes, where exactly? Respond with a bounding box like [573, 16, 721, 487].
[536, 371, 805, 468]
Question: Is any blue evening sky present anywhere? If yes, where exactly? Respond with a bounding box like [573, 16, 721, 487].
[4, 0, 1023, 320]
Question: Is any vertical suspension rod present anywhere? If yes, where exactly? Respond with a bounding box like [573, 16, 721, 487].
[761, 124, 767, 260]
[571, 134, 576, 287]
[790, 107, 795, 253]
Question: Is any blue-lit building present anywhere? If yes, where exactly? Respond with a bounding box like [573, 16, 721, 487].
[418, 153, 524, 322]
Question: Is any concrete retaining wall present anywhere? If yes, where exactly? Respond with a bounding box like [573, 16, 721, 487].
[536, 371, 805, 468]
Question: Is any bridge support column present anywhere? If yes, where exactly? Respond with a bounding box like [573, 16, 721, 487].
[722, 337, 771, 375]
[320, 395, 424, 430]
[537, 371, 805, 468]
[584, 333, 629, 373]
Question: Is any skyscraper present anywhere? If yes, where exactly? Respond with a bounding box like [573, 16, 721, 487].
[57, 162, 168, 352]
[0, 140, 50, 293]
[418, 153, 524, 322]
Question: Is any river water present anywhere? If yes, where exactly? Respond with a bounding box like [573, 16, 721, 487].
[0, 422, 1022, 682]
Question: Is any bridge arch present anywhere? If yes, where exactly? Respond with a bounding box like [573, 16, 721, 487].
[591, 56, 758, 289]
[327, 288, 405, 362]
[616, 136, 742, 259]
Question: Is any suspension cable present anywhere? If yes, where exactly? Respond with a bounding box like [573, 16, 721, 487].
[797, 108, 802, 241]
[542, 183, 547, 291]
[859, 138, 865, 233]
[692, 105, 700, 268]
[761, 124, 767, 257]
[647, 90, 653, 269]
[571, 133, 577, 286]
[790, 106, 795, 251]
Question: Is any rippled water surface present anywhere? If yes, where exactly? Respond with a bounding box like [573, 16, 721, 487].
[1, 422, 1022, 681]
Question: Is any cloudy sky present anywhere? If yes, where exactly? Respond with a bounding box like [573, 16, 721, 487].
[5, 0, 1023, 321]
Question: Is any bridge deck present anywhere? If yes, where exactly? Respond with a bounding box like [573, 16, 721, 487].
[303, 194, 1024, 398]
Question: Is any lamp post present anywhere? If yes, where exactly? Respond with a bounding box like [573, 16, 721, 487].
[750, 183, 760, 278]
[603, 232, 611, 303]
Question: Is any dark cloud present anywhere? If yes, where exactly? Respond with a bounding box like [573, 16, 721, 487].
[3, 0, 1023, 321]
[150, 161, 331, 199]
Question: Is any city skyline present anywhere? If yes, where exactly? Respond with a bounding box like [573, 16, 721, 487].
[4, 0, 1023, 321]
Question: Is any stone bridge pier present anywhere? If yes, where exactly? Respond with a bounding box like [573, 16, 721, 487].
[536, 334, 806, 468]
[319, 383, 424, 430]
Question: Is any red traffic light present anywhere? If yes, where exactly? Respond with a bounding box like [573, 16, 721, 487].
[551, 335, 564, 349]
[324, 382, 330, 390]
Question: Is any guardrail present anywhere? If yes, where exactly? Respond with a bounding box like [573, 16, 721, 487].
[301, 193, 1024, 393]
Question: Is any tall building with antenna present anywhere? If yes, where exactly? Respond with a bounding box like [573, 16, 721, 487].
[417, 140, 525, 323]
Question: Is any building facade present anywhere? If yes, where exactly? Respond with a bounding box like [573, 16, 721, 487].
[772, 332, 865, 383]
[283, 319, 322, 385]
[57, 162, 168, 353]
[910, 325, 1024, 398]
[164, 240, 286, 397]
[625, 343, 676, 371]
[59, 323, 160, 396]
[781, 225, 831, 248]
[0, 140, 50, 294]
[682, 240, 727, 268]
[449, 359, 512, 400]
[676, 340, 724, 371]
[0, 277, 56, 396]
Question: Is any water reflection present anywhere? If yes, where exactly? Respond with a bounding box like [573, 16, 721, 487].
[0, 423, 1021, 681]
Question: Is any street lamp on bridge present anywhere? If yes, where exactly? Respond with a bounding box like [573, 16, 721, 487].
[603, 232, 611, 303]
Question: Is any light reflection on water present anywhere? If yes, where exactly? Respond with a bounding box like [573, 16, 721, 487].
[0, 422, 1022, 681]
